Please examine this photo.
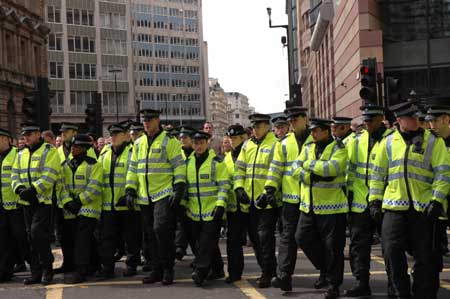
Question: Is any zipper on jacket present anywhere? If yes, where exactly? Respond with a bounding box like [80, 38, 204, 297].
[27, 152, 33, 186]
[251, 143, 261, 202]
[196, 161, 202, 221]
[404, 144, 414, 209]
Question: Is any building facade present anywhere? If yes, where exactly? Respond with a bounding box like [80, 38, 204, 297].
[45, 0, 135, 134]
[132, 0, 206, 128]
[296, 0, 450, 118]
[0, 0, 49, 136]
[225, 92, 251, 128]
[207, 78, 227, 136]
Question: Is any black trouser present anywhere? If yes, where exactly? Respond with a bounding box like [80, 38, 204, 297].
[277, 202, 300, 276]
[348, 209, 375, 283]
[189, 219, 223, 276]
[0, 208, 29, 277]
[248, 205, 278, 277]
[140, 198, 177, 272]
[100, 210, 140, 270]
[74, 216, 97, 275]
[382, 210, 439, 298]
[23, 205, 54, 274]
[226, 210, 248, 279]
[175, 221, 188, 252]
[295, 212, 346, 287]
[60, 214, 76, 271]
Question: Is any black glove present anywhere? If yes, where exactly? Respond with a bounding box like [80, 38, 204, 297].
[176, 205, 187, 222]
[425, 201, 444, 221]
[255, 194, 268, 209]
[235, 188, 250, 205]
[212, 206, 225, 224]
[116, 189, 137, 211]
[19, 186, 38, 205]
[264, 187, 277, 208]
[369, 200, 383, 224]
[64, 197, 82, 215]
[169, 183, 186, 209]
[15, 186, 26, 195]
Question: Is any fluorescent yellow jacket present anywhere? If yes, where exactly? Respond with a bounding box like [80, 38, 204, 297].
[186, 150, 230, 221]
[99, 142, 135, 211]
[265, 132, 313, 204]
[61, 156, 103, 219]
[347, 128, 393, 212]
[12, 141, 61, 206]
[1, 147, 26, 209]
[368, 129, 450, 212]
[126, 130, 186, 205]
[234, 132, 279, 209]
[292, 139, 349, 215]
[58, 144, 97, 165]
[224, 149, 249, 213]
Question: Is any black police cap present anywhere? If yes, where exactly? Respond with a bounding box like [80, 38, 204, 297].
[0, 128, 12, 138]
[191, 131, 211, 140]
[72, 134, 92, 148]
[332, 116, 352, 125]
[309, 118, 333, 129]
[21, 122, 40, 134]
[179, 126, 195, 137]
[272, 116, 289, 126]
[130, 122, 144, 132]
[389, 101, 419, 117]
[108, 123, 127, 134]
[249, 113, 271, 124]
[59, 123, 79, 132]
[425, 103, 450, 121]
[284, 106, 308, 120]
[140, 109, 161, 120]
[360, 104, 385, 120]
[226, 124, 246, 136]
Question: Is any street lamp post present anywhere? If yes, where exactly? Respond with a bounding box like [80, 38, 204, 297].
[109, 69, 122, 122]
[266, 7, 297, 106]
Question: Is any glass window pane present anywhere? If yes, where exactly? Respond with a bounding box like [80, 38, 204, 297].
[74, 9, 80, 25]
[82, 10, 88, 26]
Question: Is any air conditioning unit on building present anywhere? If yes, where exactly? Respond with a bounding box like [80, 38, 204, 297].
[310, 0, 335, 52]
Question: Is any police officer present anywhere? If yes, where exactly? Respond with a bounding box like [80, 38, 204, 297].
[12, 122, 61, 285]
[0, 129, 29, 282]
[268, 106, 313, 292]
[175, 126, 196, 261]
[331, 117, 355, 145]
[185, 131, 229, 286]
[61, 134, 103, 284]
[344, 105, 393, 297]
[58, 123, 97, 162]
[224, 124, 248, 283]
[234, 113, 279, 288]
[292, 118, 348, 299]
[272, 116, 290, 139]
[369, 101, 450, 298]
[97, 122, 140, 278]
[126, 109, 186, 285]
[130, 122, 144, 143]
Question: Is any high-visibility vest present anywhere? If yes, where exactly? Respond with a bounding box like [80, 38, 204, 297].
[0, 147, 24, 209]
[12, 141, 61, 205]
[369, 129, 450, 212]
[61, 156, 103, 219]
[99, 143, 135, 211]
[126, 130, 186, 205]
[185, 150, 230, 222]
[234, 132, 279, 210]
[265, 132, 313, 204]
[347, 128, 393, 212]
[224, 151, 247, 213]
[292, 140, 349, 215]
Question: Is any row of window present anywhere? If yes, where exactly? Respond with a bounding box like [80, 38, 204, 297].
[140, 92, 200, 102]
[133, 20, 198, 32]
[133, 1, 198, 15]
[67, 8, 95, 26]
[49, 62, 129, 81]
[69, 63, 97, 80]
[100, 12, 127, 29]
[101, 39, 128, 55]
[134, 34, 198, 46]
[136, 64, 199, 75]
[138, 78, 200, 88]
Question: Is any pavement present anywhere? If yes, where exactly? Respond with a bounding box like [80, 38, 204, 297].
[1, 233, 450, 299]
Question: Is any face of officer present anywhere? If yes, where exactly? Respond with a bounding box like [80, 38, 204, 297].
[180, 135, 192, 148]
[61, 129, 77, 144]
[143, 117, 160, 135]
[203, 123, 214, 135]
[130, 130, 143, 142]
[71, 144, 86, 157]
[274, 125, 290, 139]
[193, 138, 209, 155]
[289, 115, 308, 133]
[55, 136, 62, 148]
[397, 116, 419, 132]
[0, 135, 10, 153]
[229, 135, 245, 149]
[311, 127, 330, 142]
[111, 131, 128, 148]
[331, 124, 350, 139]
[23, 131, 41, 147]
[252, 122, 270, 140]
[364, 115, 384, 134]
[429, 114, 450, 138]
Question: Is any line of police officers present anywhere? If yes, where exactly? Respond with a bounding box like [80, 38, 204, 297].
[0, 99, 449, 299]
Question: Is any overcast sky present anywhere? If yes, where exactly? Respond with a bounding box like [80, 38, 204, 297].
[203, 0, 289, 114]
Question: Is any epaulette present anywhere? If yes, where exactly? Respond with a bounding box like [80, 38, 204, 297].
[85, 156, 98, 165]
[213, 156, 224, 163]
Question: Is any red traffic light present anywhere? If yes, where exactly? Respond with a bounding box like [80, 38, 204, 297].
[360, 66, 369, 75]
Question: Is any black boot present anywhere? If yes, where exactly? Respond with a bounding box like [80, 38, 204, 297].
[343, 279, 371, 297]
[256, 273, 272, 288]
[324, 286, 340, 299]
[314, 271, 328, 289]
[175, 248, 185, 261]
[123, 267, 137, 277]
[54, 264, 75, 274]
[95, 267, 115, 281]
[162, 269, 174, 285]
[42, 268, 54, 285]
[225, 275, 241, 284]
[23, 272, 42, 285]
[64, 271, 86, 284]
[192, 271, 205, 287]
[13, 263, 27, 273]
[271, 272, 292, 292]
[142, 270, 162, 284]
[206, 269, 225, 281]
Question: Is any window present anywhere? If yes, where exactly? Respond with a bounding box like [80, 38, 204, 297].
[48, 34, 62, 51]
[101, 39, 127, 55]
[49, 61, 64, 79]
[102, 65, 126, 80]
[67, 8, 94, 26]
[100, 13, 126, 29]
[50, 91, 65, 114]
[70, 91, 96, 113]
[47, 6, 61, 23]
[69, 63, 96, 80]
[68, 36, 95, 53]
[102, 92, 127, 114]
